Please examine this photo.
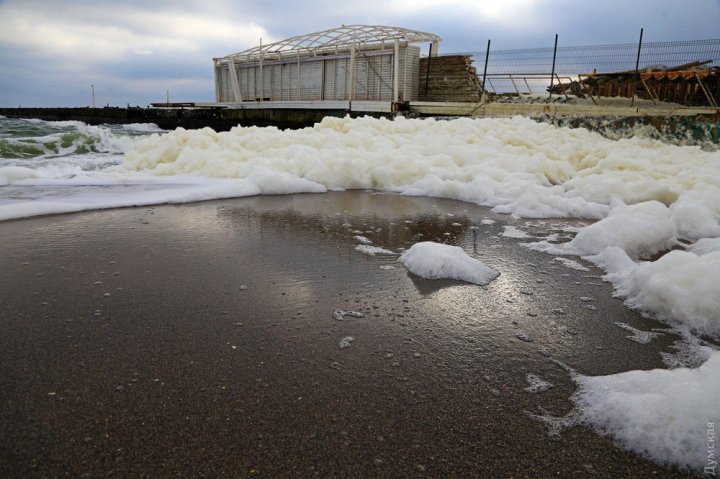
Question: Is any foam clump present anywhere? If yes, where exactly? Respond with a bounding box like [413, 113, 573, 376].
[332, 309, 365, 321]
[687, 237, 720, 255]
[569, 200, 677, 258]
[524, 374, 553, 393]
[574, 351, 720, 471]
[399, 242, 499, 285]
[614, 250, 720, 337]
[0, 166, 39, 185]
[354, 245, 395, 256]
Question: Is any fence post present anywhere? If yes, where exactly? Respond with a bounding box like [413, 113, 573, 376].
[481, 39, 490, 103]
[548, 34, 558, 101]
[631, 28, 644, 107]
[423, 43, 433, 100]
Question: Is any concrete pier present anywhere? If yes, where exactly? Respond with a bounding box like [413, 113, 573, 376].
[0, 106, 348, 131]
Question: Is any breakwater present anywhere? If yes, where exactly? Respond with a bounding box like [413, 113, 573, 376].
[0, 106, 346, 131]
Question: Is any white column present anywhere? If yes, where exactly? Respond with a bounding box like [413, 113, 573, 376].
[393, 39, 400, 103]
[228, 57, 242, 102]
[349, 41, 356, 102]
[296, 52, 301, 100]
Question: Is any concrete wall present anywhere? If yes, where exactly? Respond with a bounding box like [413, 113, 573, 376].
[0, 107, 345, 131]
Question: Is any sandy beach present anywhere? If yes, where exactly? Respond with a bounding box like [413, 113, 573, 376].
[0, 191, 696, 477]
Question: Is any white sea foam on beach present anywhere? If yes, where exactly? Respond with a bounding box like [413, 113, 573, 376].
[500, 225, 532, 239]
[572, 351, 720, 472]
[553, 257, 590, 271]
[354, 244, 395, 256]
[3, 115, 720, 471]
[399, 241, 499, 285]
[524, 374, 553, 393]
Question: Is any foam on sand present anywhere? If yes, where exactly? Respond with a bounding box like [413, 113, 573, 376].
[573, 351, 720, 471]
[569, 200, 677, 259]
[612, 250, 720, 338]
[399, 241, 499, 285]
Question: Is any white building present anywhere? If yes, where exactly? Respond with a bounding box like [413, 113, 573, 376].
[214, 25, 441, 104]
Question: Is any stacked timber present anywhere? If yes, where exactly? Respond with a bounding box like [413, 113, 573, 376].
[418, 55, 483, 102]
[552, 61, 719, 106]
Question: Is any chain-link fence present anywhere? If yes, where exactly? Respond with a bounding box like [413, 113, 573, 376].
[450, 36, 720, 107]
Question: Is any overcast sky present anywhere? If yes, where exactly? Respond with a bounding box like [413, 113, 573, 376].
[1, 0, 718, 107]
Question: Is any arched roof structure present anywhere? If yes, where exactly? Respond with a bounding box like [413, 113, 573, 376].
[220, 25, 441, 63]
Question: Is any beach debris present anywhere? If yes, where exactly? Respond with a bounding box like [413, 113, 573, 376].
[339, 336, 354, 349]
[516, 332, 534, 342]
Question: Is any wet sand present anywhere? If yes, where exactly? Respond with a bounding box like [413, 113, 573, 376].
[0, 191, 696, 477]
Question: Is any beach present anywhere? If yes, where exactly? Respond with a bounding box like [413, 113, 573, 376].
[0, 191, 696, 477]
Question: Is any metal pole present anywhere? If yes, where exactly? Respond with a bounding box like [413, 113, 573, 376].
[91, 85, 95, 108]
[548, 34, 558, 101]
[423, 43, 433, 100]
[631, 28, 644, 107]
[481, 39, 490, 103]
[166, 89, 169, 106]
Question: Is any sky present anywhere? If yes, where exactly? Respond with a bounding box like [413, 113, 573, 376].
[0, 0, 718, 107]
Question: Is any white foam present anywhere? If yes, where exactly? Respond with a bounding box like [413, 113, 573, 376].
[501, 225, 532, 239]
[0, 166, 39, 185]
[332, 309, 365, 321]
[613, 250, 720, 338]
[687, 237, 720, 255]
[553, 257, 590, 271]
[354, 244, 395, 256]
[569, 200, 677, 259]
[338, 336, 354, 349]
[574, 351, 720, 471]
[353, 235, 373, 244]
[614, 322, 663, 344]
[524, 374, 553, 393]
[399, 242, 499, 285]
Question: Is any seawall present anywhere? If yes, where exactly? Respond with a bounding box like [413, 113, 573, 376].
[0, 106, 346, 131]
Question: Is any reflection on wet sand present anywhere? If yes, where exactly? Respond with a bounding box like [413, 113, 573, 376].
[0, 191, 692, 478]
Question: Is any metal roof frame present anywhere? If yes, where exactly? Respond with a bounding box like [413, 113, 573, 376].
[218, 24, 441, 63]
